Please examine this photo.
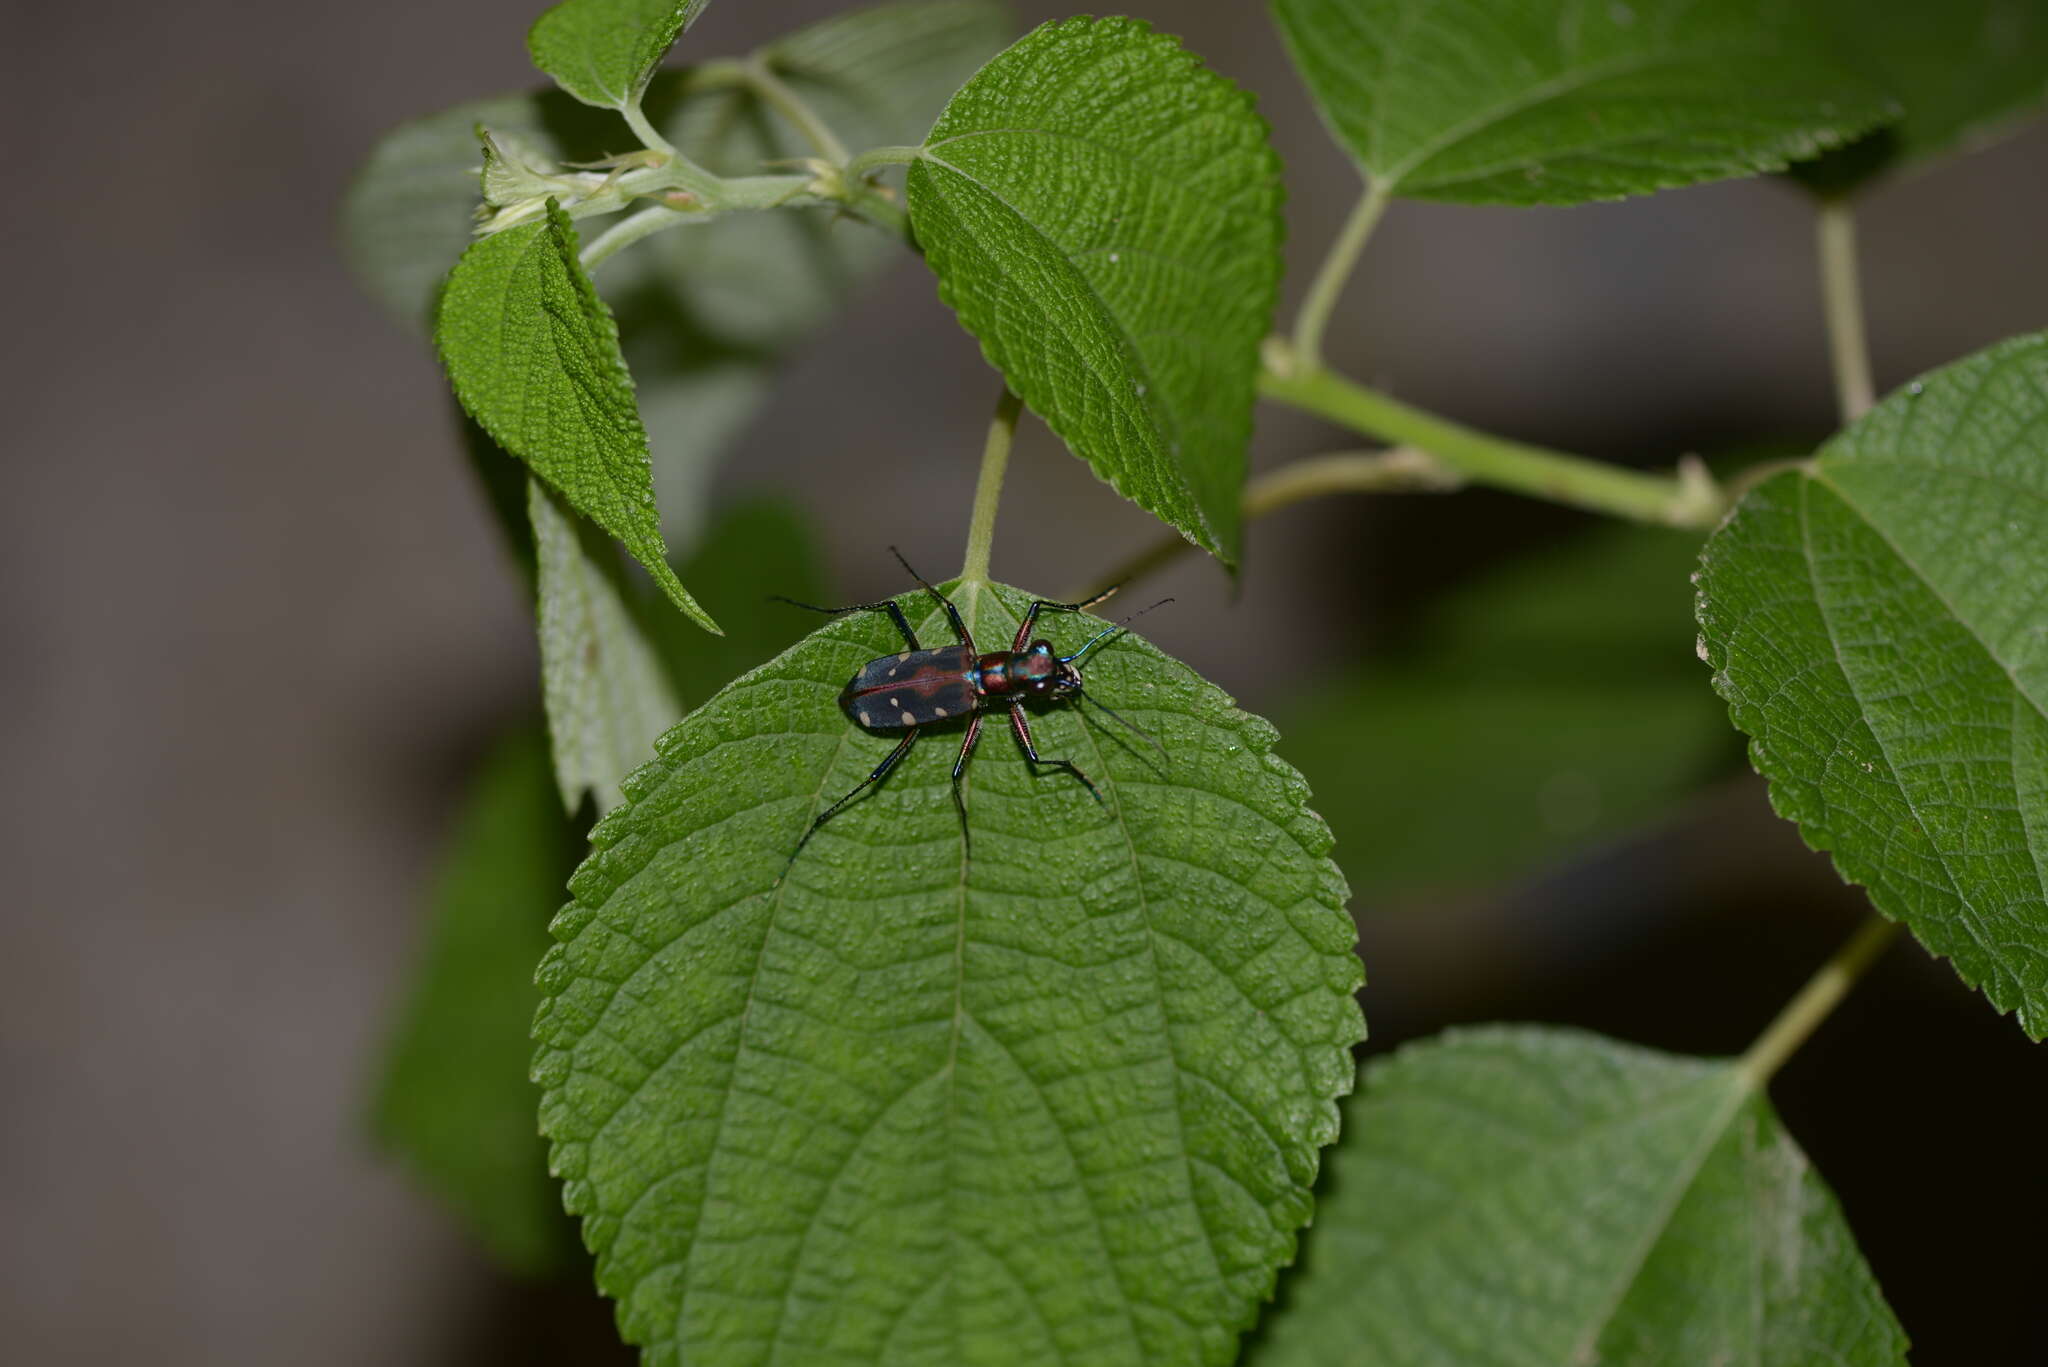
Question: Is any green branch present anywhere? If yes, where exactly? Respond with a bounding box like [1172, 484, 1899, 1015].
[1075, 448, 1456, 597]
[1260, 339, 1726, 528]
[741, 55, 851, 165]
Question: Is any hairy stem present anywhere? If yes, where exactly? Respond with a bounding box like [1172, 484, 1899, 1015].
[621, 102, 679, 162]
[1294, 180, 1393, 371]
[961, 388, 1023, 585]
[1739, 915, 1898, 1088]
[1260, 341, 1726, 528]
[1816, 199, 1876, 423]
[580, 205, 701, 270]
[1075, 448, 1456, 596]
[743, 55, 851, 164]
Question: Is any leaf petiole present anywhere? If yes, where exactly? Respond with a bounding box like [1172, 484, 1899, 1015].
[1739, 914, 1898, 1087]
[1292, 179, 1392, 371]
[1816, 198, 1876, 423]
[960, 387, 1023, 587]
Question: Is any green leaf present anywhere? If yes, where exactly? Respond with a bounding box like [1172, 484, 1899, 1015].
[1792, 0, 2048, 193]
[1698, 332, 2048, 1039]
[372, 727, 583, 1275]
[436, 201, 717, 632]
[1285, 525, 1733, 894]
[344, 5, 1010, 546]
[531, 479, 684, 816]
[906, 17, 1284, 566]
[1270, 0, 1895, 204]
[1254, 1027, 1906, 1366]
[532, 581, 1364, 1365]
[528, 0, 709, 111]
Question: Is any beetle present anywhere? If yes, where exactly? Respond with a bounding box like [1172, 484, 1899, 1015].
[775, 549, 1165, 865]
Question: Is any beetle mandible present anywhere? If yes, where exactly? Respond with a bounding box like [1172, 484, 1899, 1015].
[776, 549, 1166, 866]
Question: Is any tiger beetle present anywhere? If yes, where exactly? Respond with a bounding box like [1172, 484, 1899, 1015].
[775, 549, 1167, 865]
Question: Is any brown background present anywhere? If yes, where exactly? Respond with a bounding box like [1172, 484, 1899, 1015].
[6, 2, 2046, 1361]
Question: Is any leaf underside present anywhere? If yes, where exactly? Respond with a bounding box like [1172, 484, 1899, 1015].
[1697, 331, 2048, 1038]
[907, 17, 1284, 566]
[1284, 523, 1732, 895]
[533, 581, 1364, 1366]
[1271, 0, 1895, 204]
[372, 728, 582, 1275]
[1253, 1027, 1906, 1366]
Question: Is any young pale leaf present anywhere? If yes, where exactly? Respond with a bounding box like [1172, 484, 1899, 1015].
[531, 480, 683, 816]
[436, 201, 716, 632]
[1699, 334, 2048, 1038]
[1285, 525, 1732, 894]
[1793, 0, 2048, 193]
[533, 581, 1364, 1366]
[906, 18, 1284, 566]
[1254, 1028, 1906, 1366]
[528, 0, 709, 111]
[372, 727, 582, 1275]
[1270, 0, 1894, 204]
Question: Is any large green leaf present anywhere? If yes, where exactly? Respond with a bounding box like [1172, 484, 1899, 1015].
[372, 727, 582, 1275]
[531, 479, 684, 816]
[437, 202, 716, 631]
[1697, 332, 2048, 1038]
[532, 581, 1364, 1365]
[1285, 524, 1732, 894]
[1793, 0, 2048, 193]
[343, 4, 1010, 544]
[1254, 1027, 1906, 1366]
[906, 17, 1285, 566]
[1271, 0, 1894, 204]
[528, 0, 710, 111]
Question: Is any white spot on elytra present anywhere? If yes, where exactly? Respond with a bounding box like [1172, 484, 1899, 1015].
[888, 697, 901, 708]
[900, 711, 916, 726]
[898, 652, 912, 662]
[858, 710, 873, 726]
[935, 706, 949, 718]
[887, 666, 898, 677]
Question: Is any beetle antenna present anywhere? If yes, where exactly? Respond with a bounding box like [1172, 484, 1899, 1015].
[1077, 691, 1167, 761]
[1060, 598, 1173, 664]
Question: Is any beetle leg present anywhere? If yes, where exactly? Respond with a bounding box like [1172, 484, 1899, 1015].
[1011, 584, 1120, 652]
[772, 594, 920, 652]
[889, 546, 974, 652]
[783, 728, 921, 874]
[1007, 704, 1102, 804]
[949, 712, 985, 851]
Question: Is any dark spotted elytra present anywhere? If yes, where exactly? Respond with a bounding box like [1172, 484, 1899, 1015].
[774, 550, 1166, 868]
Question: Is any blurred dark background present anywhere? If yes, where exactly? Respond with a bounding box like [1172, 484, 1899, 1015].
[6, 2, 2045, 1362]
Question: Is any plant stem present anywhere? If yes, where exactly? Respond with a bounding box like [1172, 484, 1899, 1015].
[743, 55, 851, 164]
[1075, 448, 1455, 596]
[1816, 199, 1876, 423]
[580, 205, 698, 270]
[960, 387, 1023, 585]
[1294, 180, 1392, 371]
[621, 103, 679, 161]
[1738, 915, 1898, 1088]
[845, 145, 925, 179]
[1259, 342, 1727, 528]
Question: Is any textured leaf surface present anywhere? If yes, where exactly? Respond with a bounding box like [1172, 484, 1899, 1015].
[344, 4, 1007, 543]
[906, 17, 1284, 565]
[1699, 334, 2048, 1038]
[437, 201, 713, 630]
[532, 479, 683, 816]
[372, 728, 582, 1274]
[1271, 0, 1893, 204]
[528, 0, 709, 110]
[1794, 0, 2048, 192]
[1254, 1027, 1906, 1366]
[532, 581, 1364, 1366]
[1285, 525, 1731, 894]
